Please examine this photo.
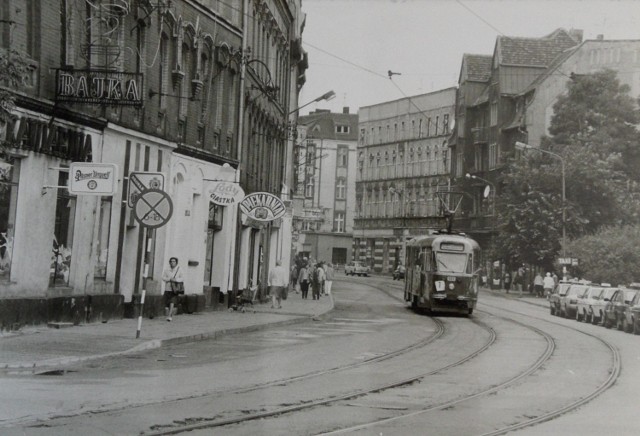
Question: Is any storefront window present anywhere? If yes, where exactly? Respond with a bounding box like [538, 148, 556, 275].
[204, 202, 223, 286]
[51, 171, 76, 287]
[94, 197, 112, 279]
[0, 156, 19, 280]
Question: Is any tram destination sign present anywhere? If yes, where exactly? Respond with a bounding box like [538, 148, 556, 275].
[55, 69, 143, 106]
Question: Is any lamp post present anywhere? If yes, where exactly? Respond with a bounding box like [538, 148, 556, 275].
[288, 90, 336, 115]
[515, 142, 566, 259]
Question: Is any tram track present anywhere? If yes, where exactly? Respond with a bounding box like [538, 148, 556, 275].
[475, 300, 621, 436]
[143, 280, 498, 435]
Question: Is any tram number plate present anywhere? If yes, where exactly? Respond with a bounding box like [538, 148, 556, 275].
[435, 280, 446, 292]
[447, 276, 456, 282]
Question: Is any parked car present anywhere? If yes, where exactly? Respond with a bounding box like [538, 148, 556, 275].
[603, 288, 639, 330]
[393, 265, 405, 280]
[559, 284, 589, 319]
[576, 286, 605, 323]
[345, 261, 370, 276]
[621, 290, 640, 334]
[549, 282, 572, 316]
[591, 287, 618, 326]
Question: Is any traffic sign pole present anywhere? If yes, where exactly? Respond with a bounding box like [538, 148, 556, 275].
[136, 228, 154, 338]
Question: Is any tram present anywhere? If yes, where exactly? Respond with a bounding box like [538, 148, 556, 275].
[404, 232, 481, 316]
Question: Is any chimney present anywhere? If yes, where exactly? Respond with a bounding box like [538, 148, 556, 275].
[342, 107, 349, 114]
[569, 28, 583, 43]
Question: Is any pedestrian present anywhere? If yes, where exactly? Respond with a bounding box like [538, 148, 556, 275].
[162, 257, 184, 321]
[290, 264, 299, 294]
[268, 259, 288, 309]
[324, 262, 335, 296]
[543, 272, 554, 299]
[514, 268, 524, 297]
[503, 271, 511, 294]
[534, 272, 544, 298]
[298, 263, 310, 299]
[312, 263, 325, 300]
[552, 272, 559, 286]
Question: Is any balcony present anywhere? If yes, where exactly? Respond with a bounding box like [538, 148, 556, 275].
[471, 126, 489, 144]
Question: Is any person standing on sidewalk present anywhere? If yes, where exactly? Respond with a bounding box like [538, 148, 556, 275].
[534, 272, 544, 298]
[268, 260, 288, 309]
[290, 264, 299, 294]
[543, 272, 555, 299]
[312, 263, 325, 300]
[162, 257, 184, 321]
[503, 271, 511, 294]
[324, 263, 335, 296]
[298, 263, 310, 299]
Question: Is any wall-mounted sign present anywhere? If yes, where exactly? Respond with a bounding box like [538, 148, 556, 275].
[127, 172, 165, 207]
[69, 162, 118, 196]
[55, 69, 144, 106]
[239, 192, 286, 222]
[208, 181, 245, 205]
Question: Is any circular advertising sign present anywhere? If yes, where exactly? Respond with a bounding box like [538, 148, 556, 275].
[208, 181, 245, 206]
[239, 192, 286, 222]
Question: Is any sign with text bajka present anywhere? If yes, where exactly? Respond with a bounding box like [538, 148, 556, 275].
[68, 163, 118, 196]
[128, 172, 165, 207]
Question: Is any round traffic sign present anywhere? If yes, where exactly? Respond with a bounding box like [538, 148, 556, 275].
[134, 189, 173, 228]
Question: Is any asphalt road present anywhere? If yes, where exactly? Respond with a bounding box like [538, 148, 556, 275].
[1, 277, 638, 435]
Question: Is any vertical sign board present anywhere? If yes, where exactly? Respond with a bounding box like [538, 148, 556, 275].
[68, 163, 118, 196]
[128, 172, 165, 207]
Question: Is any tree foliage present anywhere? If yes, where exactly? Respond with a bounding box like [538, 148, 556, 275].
[0, 49, 29, 125]
[567, 225, 640, 285]
[494, 69, 640, 269]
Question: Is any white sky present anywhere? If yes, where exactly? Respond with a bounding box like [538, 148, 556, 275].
[298, 0, 640, 115]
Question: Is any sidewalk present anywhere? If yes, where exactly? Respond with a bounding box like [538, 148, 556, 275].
[0, 292, 334, 370]
[482, 286, 550, 309]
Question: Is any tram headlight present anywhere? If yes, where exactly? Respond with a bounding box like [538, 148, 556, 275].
[448, 283, 455, 290]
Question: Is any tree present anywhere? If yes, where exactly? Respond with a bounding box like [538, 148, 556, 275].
[0, 49, 29, 127]
[494, 69, 640, 270]
[566, 225, 640, 285]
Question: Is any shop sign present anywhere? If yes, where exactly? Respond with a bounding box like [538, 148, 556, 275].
[55, 69, 143, 106]
[0, 113, 93, 161]
[208, 181, 245, 205]
[239, 192, 285, 222]
[69, 162, 118, 196]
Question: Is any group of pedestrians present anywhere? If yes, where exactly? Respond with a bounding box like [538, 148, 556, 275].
[503, 267, 558, 298]
[288, 259, 334, 301]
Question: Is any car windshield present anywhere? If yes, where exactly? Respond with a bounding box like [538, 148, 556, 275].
[435, 252, 468, 273]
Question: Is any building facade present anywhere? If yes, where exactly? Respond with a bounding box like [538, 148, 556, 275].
[450, 28, 640, 279]
[0, 0, 305, 327]
[292, 107, 358, 266]
[356, 89, 456, 274]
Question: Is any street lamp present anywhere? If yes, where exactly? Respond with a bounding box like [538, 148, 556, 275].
[288, 90, 336, 115]
[515, 142, 566, 259]
[465, 173, 495, 217]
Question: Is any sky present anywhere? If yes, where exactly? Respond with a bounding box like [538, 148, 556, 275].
[297, 0, 640, 115]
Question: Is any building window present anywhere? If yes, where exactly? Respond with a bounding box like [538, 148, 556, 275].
[51, 171, 76, 287]
[337, 145, 348, 167]
[336, 178, 346, 199]
[94, 197, 112, 279]
[490, 102, 498, 126]
[360, 128, 365, 145]
[489, 143, 497, 169]
[0, 156, 19, 281]
[456, 151, 464, 178]
[305, 176, 314, 198]
[435, 115, 439, 136]
[336, 125, 350, 134]
[334, 212, 345, 233]
[443, 114, 449, 133]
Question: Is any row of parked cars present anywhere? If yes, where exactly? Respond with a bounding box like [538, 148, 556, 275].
[549, 281, 640, 333]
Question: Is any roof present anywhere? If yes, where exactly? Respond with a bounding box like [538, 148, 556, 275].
[496, 28, 580, 67]
[297, 110, 359, 141]
[462, 54, 492, 82]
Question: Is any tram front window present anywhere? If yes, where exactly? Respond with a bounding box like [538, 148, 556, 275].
[435, 252, 468, 273]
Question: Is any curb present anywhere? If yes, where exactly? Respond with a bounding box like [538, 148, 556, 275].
[1, 300, 335, 370]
